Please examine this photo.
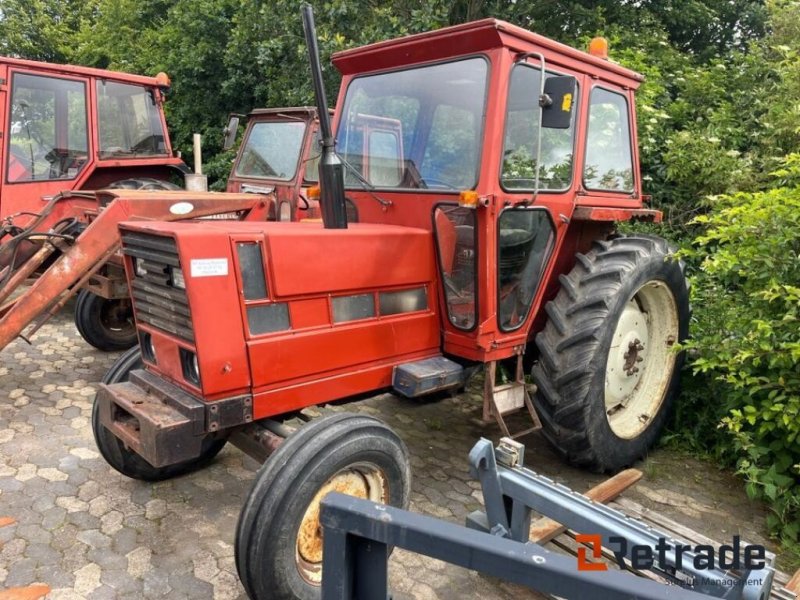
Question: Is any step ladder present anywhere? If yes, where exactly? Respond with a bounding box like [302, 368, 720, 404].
[483, 355, 541, 439]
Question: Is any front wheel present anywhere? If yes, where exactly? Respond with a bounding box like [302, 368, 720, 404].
[74, 290, 137, 351]
[235, 412, 411, 600]
[92, 347, 227, 481]
[532, 235, 690, 472]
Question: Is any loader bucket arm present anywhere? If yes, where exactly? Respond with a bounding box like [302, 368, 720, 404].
[0, 191, 270, 353]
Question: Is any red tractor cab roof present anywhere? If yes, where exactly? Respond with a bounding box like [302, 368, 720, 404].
[332, 18, 643, 89]
[247, 106, 333, 119]
[0, 56, 167, 87]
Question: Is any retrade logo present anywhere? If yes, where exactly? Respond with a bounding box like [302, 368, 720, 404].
[576, 534, 608, 571]
[575, 534, 766, 573]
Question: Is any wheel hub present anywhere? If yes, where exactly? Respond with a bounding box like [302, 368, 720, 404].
[604, 281, 679, 440]
[606, 300, 649, 408]
[295, 465, 386, 584]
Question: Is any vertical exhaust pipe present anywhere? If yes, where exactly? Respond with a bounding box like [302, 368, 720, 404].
[301, 3, 347, 229]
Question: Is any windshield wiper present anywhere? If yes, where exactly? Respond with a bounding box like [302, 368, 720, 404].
[338, 155, 393, 208]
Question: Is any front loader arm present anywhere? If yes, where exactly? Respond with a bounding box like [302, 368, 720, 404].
[0, 191, 270, 353]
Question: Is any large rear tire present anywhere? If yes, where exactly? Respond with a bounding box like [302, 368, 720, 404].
[532, 235, 690, 472]
[74, 290, 137, 351]
[235, 412, 411, 600]
[92, 346, 226, 481]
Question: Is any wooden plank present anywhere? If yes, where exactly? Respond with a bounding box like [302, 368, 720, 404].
[0, 585, 50, 600]
[786, 568, 800, 594]
[529, 469, 642, 544]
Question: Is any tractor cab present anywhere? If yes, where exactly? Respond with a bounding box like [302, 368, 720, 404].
[225, 107, 326, 221]
[329, 19, 652, 363]
[0, 57, 186, 220]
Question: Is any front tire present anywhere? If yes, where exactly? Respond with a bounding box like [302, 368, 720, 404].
[235, 412, 411, 600]
[92, 347, 226, 481]
[74, 290, 137, 351]
[532, 235, 690, 472]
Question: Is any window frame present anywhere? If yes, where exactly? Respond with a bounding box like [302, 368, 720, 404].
[431, 202, 479, 332]
[498, 62, 580, 195]
[335, 54, 491, 194]
[495, 206, 556, 332]
[233, 119, 309, 182]
[6, 70, 90, 185]
[581, 85, 636, 194]
[95, 79, 169, 160]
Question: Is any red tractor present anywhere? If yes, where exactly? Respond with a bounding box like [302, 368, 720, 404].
[0, 57, 186, 350]
[94, 8, 690, 599]
[0, 60, 402, 355]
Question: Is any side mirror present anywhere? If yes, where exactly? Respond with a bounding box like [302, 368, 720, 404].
[222, 116, 240, 150]
[541, 76, 577, 129]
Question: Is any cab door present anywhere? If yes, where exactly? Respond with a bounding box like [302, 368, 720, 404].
[2, 69, 92, 220]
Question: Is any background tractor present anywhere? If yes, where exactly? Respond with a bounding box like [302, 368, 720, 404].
[0, 57, 327, 354]
[225, 106, 324, 222]
[93, 7, 690, 599]
[0, 57, 189, 350]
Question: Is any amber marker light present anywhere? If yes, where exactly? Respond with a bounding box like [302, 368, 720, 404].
[589, 37, 609, 60]
[458, 190, 479, 209]
[307, 185, 321, 200]
[155, 72, 171, 88]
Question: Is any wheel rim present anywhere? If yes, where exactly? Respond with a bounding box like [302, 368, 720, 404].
[99, 299, 135, 341]
[295, 463, 387, 585]
[604, 280, 679, 439]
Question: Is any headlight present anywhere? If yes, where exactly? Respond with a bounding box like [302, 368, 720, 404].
[140, 331, 156, 364]
[134, 258, 148, 277]
[180, 348, 200, 385]
[171, 267, 186, 289]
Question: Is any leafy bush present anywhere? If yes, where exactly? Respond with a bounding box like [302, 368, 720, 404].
[681, 154, 800, 545]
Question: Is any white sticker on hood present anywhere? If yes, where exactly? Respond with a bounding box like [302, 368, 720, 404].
[190, 258, 228, 277]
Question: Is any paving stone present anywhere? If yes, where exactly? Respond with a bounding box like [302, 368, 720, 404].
[0, 304, 778, 600]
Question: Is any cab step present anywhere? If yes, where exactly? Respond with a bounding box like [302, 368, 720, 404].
[392, 356, 465, 398]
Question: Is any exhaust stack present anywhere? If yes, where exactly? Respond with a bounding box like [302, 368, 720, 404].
[301, 4, 347, 229]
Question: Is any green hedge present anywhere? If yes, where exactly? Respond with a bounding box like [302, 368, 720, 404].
[679, 154, 800, 548]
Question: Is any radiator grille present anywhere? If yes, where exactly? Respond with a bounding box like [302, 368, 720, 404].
[121, 232, 194, 343]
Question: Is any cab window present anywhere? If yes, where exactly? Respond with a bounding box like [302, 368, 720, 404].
[97, 81, 167, 158]
[583, 88, 634, 192]
[501, 64, 577, 191]
[7, 73, 88, 182]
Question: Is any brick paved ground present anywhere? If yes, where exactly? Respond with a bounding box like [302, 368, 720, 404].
[0, 306, 777, 599]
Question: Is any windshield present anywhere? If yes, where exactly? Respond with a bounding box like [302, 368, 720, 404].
[235, 121, 306, 180]
[336, 57, 488, 191]
[96, 81, 167, 158]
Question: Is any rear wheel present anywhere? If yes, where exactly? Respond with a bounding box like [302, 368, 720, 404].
[235, 412, 410, 600]
[92, 346, 226, 481]
[74, 290, 137, 351]
[532, 235, 690, 472]
[74, 176, 180, 351]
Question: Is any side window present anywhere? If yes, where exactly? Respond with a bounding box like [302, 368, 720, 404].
[584, 88, 634, 192]
[434, 205, 477, 330]
[501, 65, 577, 191]
[497, 209, 554, 331]
[97, 81, 167, 158]
[7, 73, 88, 182]
[422, 104, 479, 189]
